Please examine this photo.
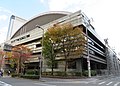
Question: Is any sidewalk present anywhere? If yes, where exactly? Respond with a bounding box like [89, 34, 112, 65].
[2, 74, 100, 83]
[38, 77, 99, 83]
[2, 75, 11, 78]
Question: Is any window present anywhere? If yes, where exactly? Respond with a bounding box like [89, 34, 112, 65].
[27, 34, 30, 37]
[36, 44, 41, 48]
[11, 34, 30, 43]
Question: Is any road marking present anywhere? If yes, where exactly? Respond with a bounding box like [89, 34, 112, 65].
[98, 81, 106, 85]
[0, 81, 12, 86]
[35, 83, 56, 86]
[106, 82, 113, 85]
[114, 82, 120, 86]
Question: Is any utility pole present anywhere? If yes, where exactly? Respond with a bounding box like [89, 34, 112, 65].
[36, 25, 44, 80]
[86, 22, 91, 78]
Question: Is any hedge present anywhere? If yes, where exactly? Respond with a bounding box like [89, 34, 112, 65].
[20, 75, 39, 79]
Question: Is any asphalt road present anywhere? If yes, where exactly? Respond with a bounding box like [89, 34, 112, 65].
[0, 76, 120, 86]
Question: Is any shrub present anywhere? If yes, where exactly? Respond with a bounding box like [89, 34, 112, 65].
[42, 71, 66, 76]
[20, 75, 39, 79]
[42, 71, 51, 76]
[11, 73, 20, 77]
[54, 71, 66, 76]
[74, 72, 82, 76]
[11, 73, 39, 79]
[25, 70, 38, 75]
[83, 70, 97, 76]
[66, 71, 81, 76]
[91, 70, 97, 76]
[83, 70, 88, 76]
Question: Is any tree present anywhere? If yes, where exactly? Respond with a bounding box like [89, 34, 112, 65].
[0, 50, 4, 69]
[43, 23, 86, 75]
[43, 32, 56, 75]
[5, 51, 18, 72]
[10, 45, 31, 74]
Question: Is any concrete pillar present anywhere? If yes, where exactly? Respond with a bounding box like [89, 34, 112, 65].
[76, 59, 82, 73]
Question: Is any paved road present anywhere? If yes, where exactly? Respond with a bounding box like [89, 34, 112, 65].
[0, 76, 120, 86]
[34, 77, 120, 86]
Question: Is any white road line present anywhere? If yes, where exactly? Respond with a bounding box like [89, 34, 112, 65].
[114, 82, 120, 86]
[106, 82, 113, 85]
[98, 81, 106, 85]
[0, 81, 12, 86]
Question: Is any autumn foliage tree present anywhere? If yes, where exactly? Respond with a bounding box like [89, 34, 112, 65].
[10, 45, 31, 74]
[43, 23, 86, 75]
[0, 50, 4, 68]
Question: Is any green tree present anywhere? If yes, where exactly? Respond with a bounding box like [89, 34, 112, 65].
[43, 32, 56, 75]
[44, 23, 86, 75]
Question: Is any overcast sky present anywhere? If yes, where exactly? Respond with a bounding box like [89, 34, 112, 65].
[0, 0, 120, 55]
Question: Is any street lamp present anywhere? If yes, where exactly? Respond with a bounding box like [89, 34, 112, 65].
[36, 25, 44, 80]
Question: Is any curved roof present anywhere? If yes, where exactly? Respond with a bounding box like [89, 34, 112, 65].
[11, 11, 71, 39]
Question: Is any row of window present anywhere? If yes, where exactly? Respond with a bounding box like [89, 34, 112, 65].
[11, 34, 30, 43]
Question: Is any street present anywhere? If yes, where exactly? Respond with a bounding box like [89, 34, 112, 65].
[0, 76, 120, 86]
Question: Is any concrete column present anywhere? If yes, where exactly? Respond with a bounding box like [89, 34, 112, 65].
[76, 59, 82, 73]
